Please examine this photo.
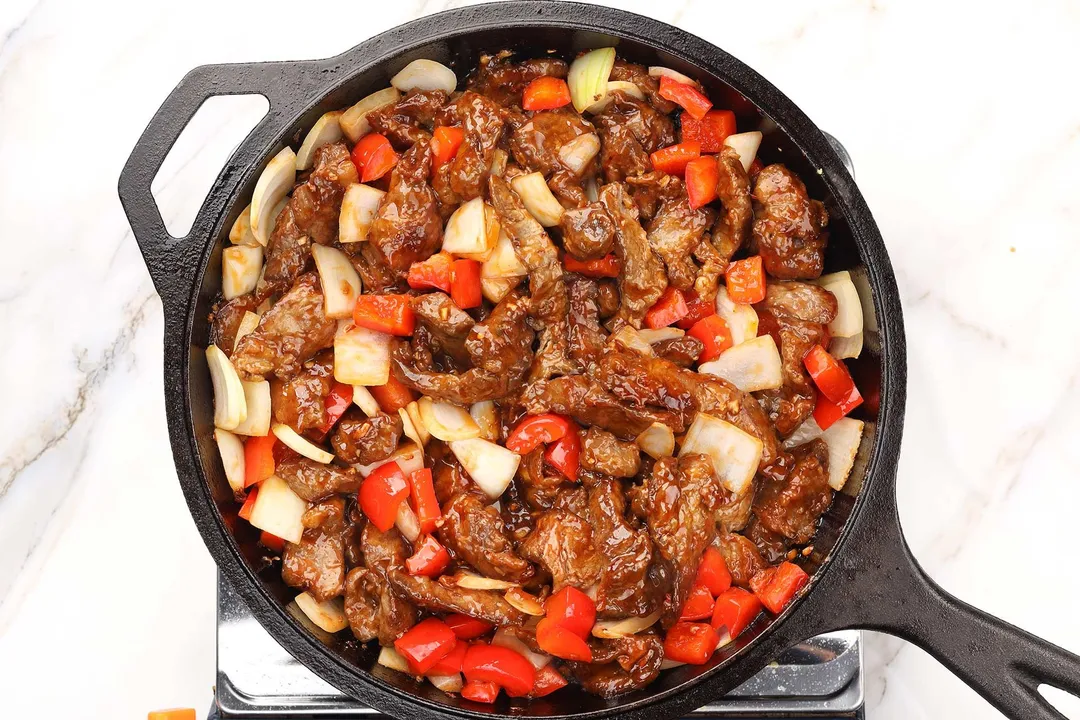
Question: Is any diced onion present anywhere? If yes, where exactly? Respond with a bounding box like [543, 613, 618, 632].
[592, 611, 662, 639]
[441, 197, 492, 256]
[697, 335, 783, 392]
[492, 627, 552, 670]
[481, 276, 523, 304]
[248, 474, 307, 543]
[334, 325, 392, 386]
[250, 146, 297, 246]
[469, 401, 500, 442]
[351, 385, 381, 417]
[395, 501, 421, 542]
[611, 326, 655, 355]
[504, 587, 545, 616]
[569, 47, 616, 112]
[481, 229, 527, 279]
[311, 244, 362, 319]
[295, 110, 345, 171]
[233, 311, 261, 353]
[229, 204, 260, 247]
[339, 183, 385, 244]
[417, 397, 481, 442]
[585, 80, 644, 113]
[207, 344, 247, 430]
[232, 380, 272, 436]
[272, 424, 334, 464]
[428, 673, 464, 693]
[378, 646, 412, 673]
[510, 171, 564, 227]
[724, 131, 762, 174]
[584, 176, 599, 203]
[715, 286, 759, 346]
[636, 422, 675, 459]
[267, 196, 289, 239]
[814, 270, 863, 339]
[295, 592, 349, 633]
[680, 412, 763, 496]
[214, 429, 246, 497]
[405, 400, 430, 445]
[489, 148, 508, 178]
[222, 245, 263, 300]
[447, 571, 518, 591]
[558, 133, 600, 176]
[637, 327, 685, 344]
[648, 65, 698, 86]
[391, 58, 458, 95]
[399, 407, 426, 455]
[449, 438, 520, 499]
[356, 443, 424, 478]
[339, 87, 400, 144]
[829, 332, 863, 360]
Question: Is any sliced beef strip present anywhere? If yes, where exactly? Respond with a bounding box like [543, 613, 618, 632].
[438, 492, 534, 582]
[589, 478, 658, 618]
[646, 184, 712, 291]
[560, 203, 616, 260]
[411, 292, 475, 367]
[595, 94, 675, 156]
[549, 169, 591, 209]
[392, 339, 511, 405]
[509, 109, 595, 176]
[692, 235, 725, 304]
[330, 408, 403, 466]
[752, 164, 829, 280]
[711, 145, 753, 267]
[596, 280, 620, 319]
[764, 281, 838, 324]
[368, 138, 442, 274]
[344, 567, 381, 642]
[519, 509, 602, 590]
[625, 171, 683, 223]
[277, 456, 362, 503]
[282, 497, 347, 603]
[715, 484, 754, 534]
[599, 183, 667, 329]
[351, 523, 418, 645]
[517, 446, 568, 512]
[366, 89, 448, 148]
[595, 119, 650, 184]
[569, 633, 664, 697]
[466, 55, 569, 108]
[388, 570, 526, 626]
[744, 515, 791, 566]
[442, 91, 505, 201]
[232, 272, 337, 381]
[520, 375, 683, 440]
[581, 427, 641, 478]
[609, 59, 678, 113]
[715, 532, 766, 589]
[347, 242, 403, 294]
[753, 438, 832, 544]
[261, 143, 358, 296]
[567, 276, 607, 367]
[270, 349, 333, 433]
[428, 440, 477, 505]
[754, 306, 829, 437]
[652, 335, 704, 368]
[210, 293, 259, 357]
[500, 476, 536, 542]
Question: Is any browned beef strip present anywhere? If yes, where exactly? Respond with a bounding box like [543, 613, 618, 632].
[464, 287, 534, 378]
[764, 280, 838, 324]
[510, 109, 595, 176]
[646, 183, 712, 290]
[625, 171, 683, 224]
[596, 280, 620, 319]
[500, 476, 536, 542]
[589, 478, 658, 618]
[210, 293, 259, 357]
[716, 532, 766, 588]
[368, 139, 442, 274]
[567, 276, 607, 367]
[428, 441, 477, 505]
[351, 523, 418, 645]
[262, 143, 358, 296]
[754, 304, 829, 437]
[443, 92, 505, 201]
[569, 633, 664, 697]
[652, 335, 704, 368]
[392, 338, 509, 405]
[711, 145, 753, 267]
[277, 456, 361, 503]
[366, 89, 448, 148]
[581, 427, 641, 478]
[330, 409, 403, 465]
[549, 169, 591, 209]
[270, 349, 333, 433]
[599, 183, 667, 329]
[282, 497, 347, 603]
[411, 292, 475, 367]
[596, 119, 650, 184]
[388, 570, 526, 626]
[715, 484, 754, 534]
[517, 446, 568, 511]
[560, 203, 616, 260]
[344, 567, 381, 642]
[519, 509, 602, 590]
[233, 273, 337, 381]
[744, 515, 791, 565]
[466, 56, 568, 108]
[438, 492, 534, 582]
[596, 93, 675, 156]
[692, 235, 725, 304]
[347, 242, 403, 294]
[754, 439, 832, 544]
[752, 164, 828, 280]
[520, 375, 683, 439]
[610, 60, 678, 113]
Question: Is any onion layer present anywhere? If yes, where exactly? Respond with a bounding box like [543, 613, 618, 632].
[250, 146, 296, 246]
[510, 171, 564, 227]
[679, 412, 763, 496]
[311, 244, 362, 319]
[339, 183, 385, 244]
[272, 424, 334, 464]
[248, 474, 307, 543]
[295, 111, 344, 171]
[569, 47, 616, 112]
[222, 245, 263, 300]
[207, 344, 247, 431]
[391, 59, 458, 95]
[339, 87, 400, 144]
[295, 592, 349, 633]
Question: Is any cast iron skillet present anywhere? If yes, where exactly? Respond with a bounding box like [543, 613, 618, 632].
[118, 3, 1080, 718]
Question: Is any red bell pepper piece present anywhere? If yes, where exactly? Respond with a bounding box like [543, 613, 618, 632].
[725, 255, 766, 305]
[676, 293, 715, 330]
[544, 586, 596, 639]
[813, 389, 861, 430]
[259, 530, 285, 553]
[679, 584, 716, 621]
[644, 286, 690, 329]
[450, 258, 483, 309]
[394, 617, 458, 674]
[685, 155, 719, 210]
[359, 461, 410, 532]
[687, 314, 733, 362]
[522, 76, 572, 111]
[409, 468, 441, 534]
[563, 252, 621, 278]
[369, 375, 415, 414]
[695, 547, 733, 597]
[243, 434, 277, 488]
[445, 614, 495, 640]
[461, 679, 499, 704]
[317, 383, 353, 436]
[428, 636, 468, 675]
[710, 587, 762, 639]
[663, 622, 720, 665]
[650, 141, 701, 175]
[237, 486, 258, 521]
[803, 345, 863, 407]
[405, 535, 452, 577]
[505, 413, 572, 455]
[353, 295, 415, 336]
[658, 76, 713, 120]
[754, 561, 810, 614]
[407, 252, 454, 292]
[544, 426, 580, 481]
[529, 664, 569, 697]
[462, 643, 537, 697]
[680, 109, 737, 152]
[535, 617, 592, 662]
[431, 126, 465, 167]
[351, 132, 398, 183]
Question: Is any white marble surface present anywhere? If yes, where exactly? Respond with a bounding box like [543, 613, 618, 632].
[1, 0, 1079, 717]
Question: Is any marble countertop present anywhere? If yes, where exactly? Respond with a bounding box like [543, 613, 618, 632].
[1, 0, 1079, 717]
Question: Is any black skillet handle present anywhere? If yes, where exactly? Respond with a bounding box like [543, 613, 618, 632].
[797, 472, 1080, 719]
[118, 60, 322, 319]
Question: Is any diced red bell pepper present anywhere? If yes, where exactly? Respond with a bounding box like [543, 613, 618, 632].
[710, 587, 762, 639]
[803, 345, 863, 407]
[317, 383, 353, 436]
[359, 461, 410, 532]
[259, 530, 285, 553]
[658, 76, 713, 120]
[650, 141, 701, 175]
[522, 76, 572, 111]
[695, 547, 733, 597]
[461, 679, 499, 704]
[431, 126, 465, 167]
[445, 614, 495, 640]
[544, 426, 580, 481]
[563, 252, 621, 278]
[676, 293, 716, 330]
[407, 252, 454, 293]
[680, 109, 737, 153]
[394, 617, 458, 674]
[351, 132, 398, 183]
[450, 258, 483, 309]
[644, 287, 690, 329]
[535, 618, 592, 661]
[353, 295, 416, 336]
[370, 375, 415, 414]
[463, 643, 537, 697]
[663, 622, 720, 665]
[544, 586, 596, 639]
[679, 584, 716, 621]
[725, 255, 766, 305]
[428, 636, 468, 675]
[685, 155, 719, 210]
[529, 664, 569, 697]
[754, 561, 810, 614]
[813, 387, 863, 430]
[237, 486, 258, 521]
[243, 434, 277, 487]
[409, 468, 441, 534]
[405, 535, 452, 578]
[505, 413, 573, 455]
[687, 314, 733, 362]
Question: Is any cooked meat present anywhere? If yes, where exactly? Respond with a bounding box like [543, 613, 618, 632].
[752, 164, 828, 280]
[278, 456, 362, 503]
[596, 280, 620, 319]
[500, 476, 536, 541]
[520, 509, 602, 590]
[567, 276, 608, 367]
[692, 235, 725, 303]
[520, 375, 683, 440]
[366, 89, 447, 148]
[232, 273, 337, 381]
[652, 335, 704, 368]
[595, 94, 675, 156]
[549, 169, 590, 209]
[467, 55, 569, 108]
[610, 60, 677, 113]
[599, 183, 667, 329]
[711, 146, 753, 266]
[331, 409, 403, 465]
[646, 185, 712, 290]
[343, 567, 381, 641]
[764, 281, 839, 324]
[210, 293, 259, 357]
[438, 492, 534, 582]
[368, 139, 442, 274]
[443, 91, 505, 200]
[744, 515, 792, 566]
[392, 339, 509, 404]
[569, 633, 664, 697]
[347, 242, 402, 294]
[411, 292, 475, 367]
[517, 446, 569, 511]
[560, 203, 616, 260]
[353, 523, 418, 645]
[625, 171, 683, 223]
[388, 570, 526, 626]
[282, 497, 347, 602]
[589, 478, 658, 617]
[270, 349, 334, 433]
[716, 532, 766, 588]
[581, 427, 641, 478]
[428, 441, 476, 504]
[510, 109, 595, 176]
[754, 305, 829, 437]
[261, 143, 359, 296]
[715, 485, 754, 534]
[595, 119, 650, 184]
[754, 439, 832, 544]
